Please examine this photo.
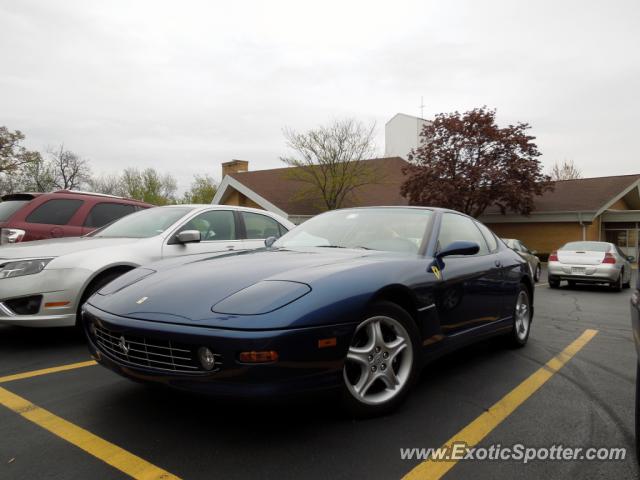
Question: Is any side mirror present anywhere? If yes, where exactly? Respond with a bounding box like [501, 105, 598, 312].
[437, 241, 480, 259]
[175, 230, 201, 244]
[264, 236, 277, 248]
[628, 255, 636, 262]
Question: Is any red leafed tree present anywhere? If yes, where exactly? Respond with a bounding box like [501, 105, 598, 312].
[401, 107, 552, 218]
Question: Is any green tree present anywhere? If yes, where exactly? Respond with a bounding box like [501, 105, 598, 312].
[119, 168, 177, 205]
[280, 118, 380, 210]
[182, 174, 218, 204]
[0, 127, 42, 194]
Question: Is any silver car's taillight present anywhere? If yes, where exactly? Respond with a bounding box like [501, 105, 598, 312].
[0, 228, 26, 245]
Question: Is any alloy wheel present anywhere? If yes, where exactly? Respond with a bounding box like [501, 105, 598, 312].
[343, 315, 414, 406]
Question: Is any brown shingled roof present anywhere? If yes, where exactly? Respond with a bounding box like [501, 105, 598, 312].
[229, 157, 410, 216]
[483, 174, 640, 214]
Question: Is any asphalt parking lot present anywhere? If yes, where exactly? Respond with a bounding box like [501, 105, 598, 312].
[1, 268, 638, 479]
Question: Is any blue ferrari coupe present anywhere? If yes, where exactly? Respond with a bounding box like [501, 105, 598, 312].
[83, 207, 534, 416]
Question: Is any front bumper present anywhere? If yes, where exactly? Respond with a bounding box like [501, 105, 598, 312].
[547, 261, 620, 283]
[0, 268, 82, 327]
[83, 303, 356, 396]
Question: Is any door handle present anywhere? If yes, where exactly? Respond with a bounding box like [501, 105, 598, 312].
[227, 246, 235, 250]
[495, 260, 502, 267]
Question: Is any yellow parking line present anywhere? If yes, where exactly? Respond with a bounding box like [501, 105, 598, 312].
[402, 328, 598, 480]
[0, 360, 97, 384]
[0, 386, 180, 479]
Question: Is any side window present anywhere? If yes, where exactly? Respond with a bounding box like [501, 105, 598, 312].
[26, 199, 84, 225]
[84, 203, 136, 228]
[241, 212, 283, 239]
[179, 210, 236, 241]
[437, 213, 489, 256]
[475, 221, 498, 252]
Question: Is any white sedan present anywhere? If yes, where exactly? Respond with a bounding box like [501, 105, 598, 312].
[0, 205, 294, 327]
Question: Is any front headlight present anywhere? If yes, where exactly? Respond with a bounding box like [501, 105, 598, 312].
[0, 259, 53, 279]
[0, 228, 26, 245]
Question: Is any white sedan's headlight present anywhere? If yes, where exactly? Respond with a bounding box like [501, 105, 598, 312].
[0, 259, 53, 279]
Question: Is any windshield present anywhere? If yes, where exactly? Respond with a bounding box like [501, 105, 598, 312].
[562, 241, 611, 252]
[275, 208, 432, 254]
[0, 200, 29, 222]
[91, 207, 194, 238]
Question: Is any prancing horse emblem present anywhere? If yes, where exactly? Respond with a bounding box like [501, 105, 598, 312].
[136, 296, 148, 305]
[118, 335, 130, 355]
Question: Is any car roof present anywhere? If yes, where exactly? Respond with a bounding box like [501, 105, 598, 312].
[161, 204, 290, 218]
[1, 190, 151, 205]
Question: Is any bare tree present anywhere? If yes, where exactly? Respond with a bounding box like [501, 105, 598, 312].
[280, 118, 380, 210]
[549, 159, 582, 181]
[87, 173, 123, 195]
[48, 145, 92, 190]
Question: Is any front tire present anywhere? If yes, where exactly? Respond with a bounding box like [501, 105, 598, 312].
[534, 264, 541, 282]
[508, 285, 532, 348]
[341, 301, 420, 417]
[76, 270, 130, 327]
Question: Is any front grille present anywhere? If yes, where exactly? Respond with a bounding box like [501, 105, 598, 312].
[94, 324, 222, 374]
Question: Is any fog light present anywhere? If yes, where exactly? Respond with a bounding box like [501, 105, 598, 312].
[198, 347, 216, 371]
[238, 350, 279, 363]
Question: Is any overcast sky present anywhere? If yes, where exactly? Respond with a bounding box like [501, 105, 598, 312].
[1, 0, 639, 192]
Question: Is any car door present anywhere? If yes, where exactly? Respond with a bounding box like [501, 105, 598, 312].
[23, 198, 85, 240]
[161, 209, 243, 259]
[238, 211, 289, 249]
[433, 213, 504, 336]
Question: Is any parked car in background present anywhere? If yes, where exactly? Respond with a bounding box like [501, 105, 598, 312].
[631, 267, 640, 460]
[0, 190, 152, 245]
[502, 238, 542, 282]
[83, 207, 534, 416]
[0, 205, 294, 327]
[548, 241, 633, 291]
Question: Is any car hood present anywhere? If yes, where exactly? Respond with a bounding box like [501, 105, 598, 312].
[0, 236, 145, 260]
[89, 248, 396, 325]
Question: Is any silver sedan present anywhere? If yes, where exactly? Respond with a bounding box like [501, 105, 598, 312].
[548, 240, 634, 291]
[0, 205, 294, 327]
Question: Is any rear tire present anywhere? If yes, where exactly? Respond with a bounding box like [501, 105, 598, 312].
[549, 276, 560, 289]
[611, 271, 623, 292]
[534, 264, 541, 282]
[341, 301, 420, 417]
[507, 284, 531, 348]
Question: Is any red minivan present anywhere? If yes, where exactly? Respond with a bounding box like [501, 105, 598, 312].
[0, 190, 153, 245]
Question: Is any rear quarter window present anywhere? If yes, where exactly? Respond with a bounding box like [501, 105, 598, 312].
[26, 199, 84, 225]
[0, 200, 30, 221]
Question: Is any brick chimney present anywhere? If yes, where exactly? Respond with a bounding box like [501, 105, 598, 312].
[222, 159, 249, 178]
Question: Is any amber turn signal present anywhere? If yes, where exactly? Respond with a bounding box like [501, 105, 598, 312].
[318, 337, 337, 348]
[239, 351, 279, 363]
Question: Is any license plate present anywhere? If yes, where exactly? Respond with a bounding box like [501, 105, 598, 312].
[571, 267, 585, 274]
